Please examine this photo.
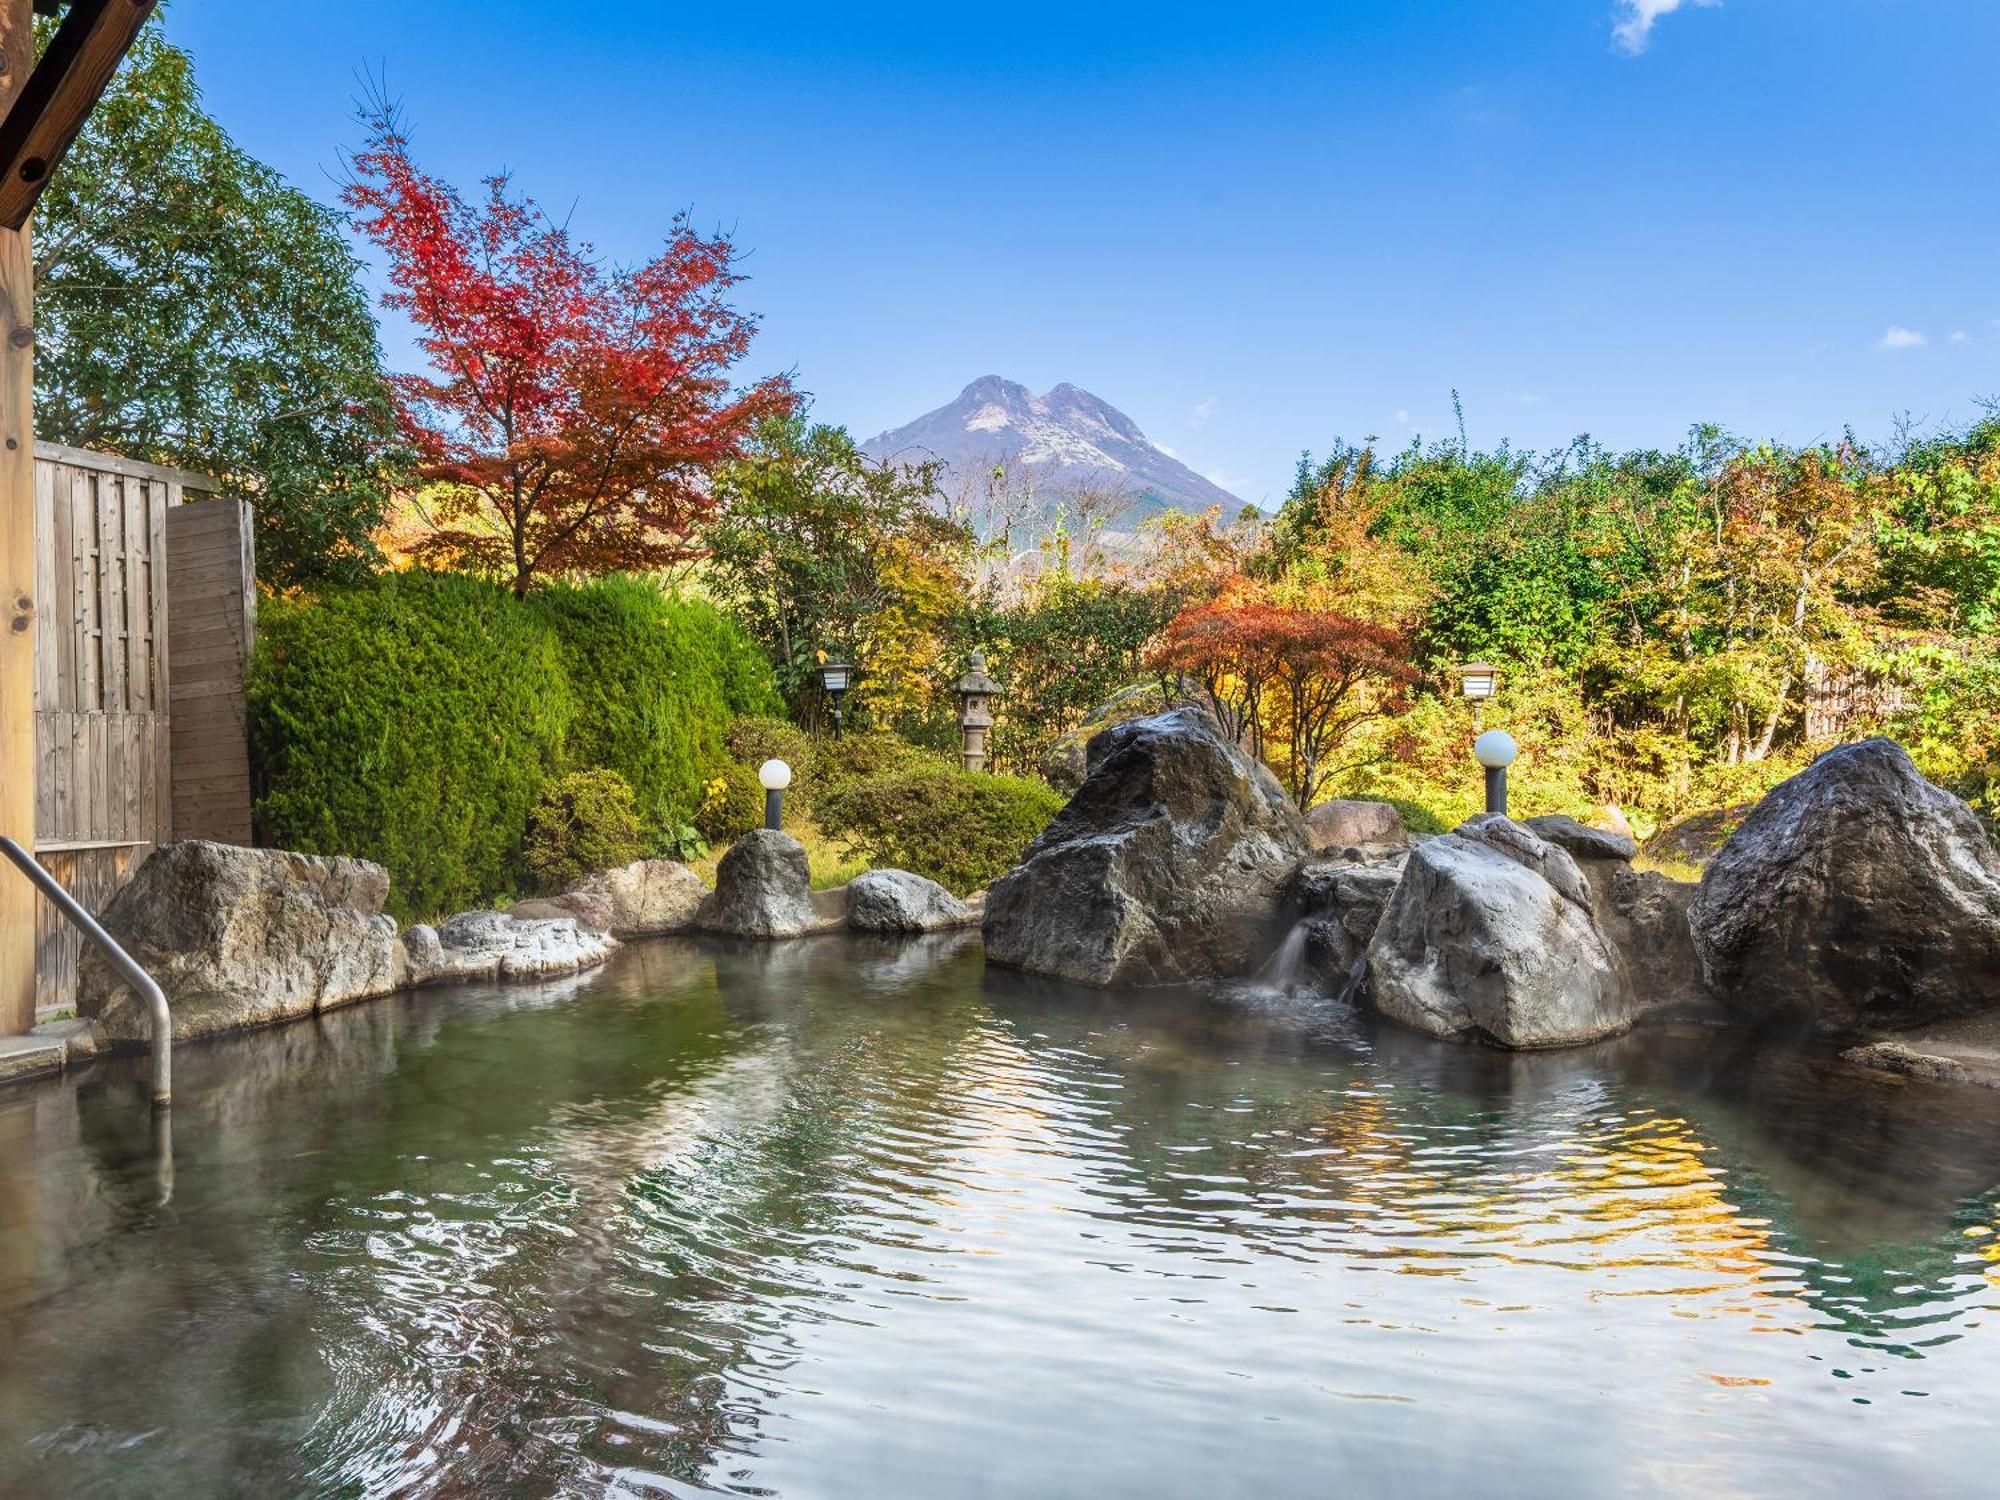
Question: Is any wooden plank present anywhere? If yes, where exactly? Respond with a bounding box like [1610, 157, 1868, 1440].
[152, 481, 170, 844]
[0, 0, 32, 1033]
[30, 453, 49, 709]
[32, 440, 216, 492]
[70, 467, 96, 710]
[95, 470, 124, 711]
[165, 496, 253, 845]
[47, 453, 70, 711]
[0, 0, 159, 231]
[123, 473, 147, 710]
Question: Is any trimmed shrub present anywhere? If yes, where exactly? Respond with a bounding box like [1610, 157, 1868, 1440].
[249, 570, 782, 919]
[248, 570, 573, 920]
[815, 767, 1064, 894]
[528, 577, 783, 831]
[695, 763, 765, 845]
[723, 715, 816, 800]
[524, 770, 646, 893]
[814, 728, 949, 796]
[1378, 797, 1449, 836]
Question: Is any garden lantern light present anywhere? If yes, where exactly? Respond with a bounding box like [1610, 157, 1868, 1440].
[1456, 661, 1500, 732]
[1474, 730, 1518, 818]
[759, 758, 792, 831]
[954, 650, 1002, 772]
[819, 658, 853, 737]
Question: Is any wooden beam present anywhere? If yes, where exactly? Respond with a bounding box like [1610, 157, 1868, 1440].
[0, 0, 34, 1034]
[0, 0, 154, 232]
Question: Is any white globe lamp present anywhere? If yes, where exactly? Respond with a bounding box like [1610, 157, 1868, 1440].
[1472, 730, 1517, 816]
[758, 759, 793, 829]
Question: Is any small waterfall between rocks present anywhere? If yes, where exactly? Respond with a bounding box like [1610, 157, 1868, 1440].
[1254, 920, 1313, 991]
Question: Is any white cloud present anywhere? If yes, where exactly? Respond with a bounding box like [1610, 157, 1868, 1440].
[1189, 397, 1216, 428]
[1394, 409, 1411, 425]
[1878, 325, 1928, 350]
[1948, 330, 1972, 345]
[1613, 0, 1720, 55]
[1509, 391, 1548, 406]
[1205, 469, 1254, 493]
[1156, 442, 1180, 458]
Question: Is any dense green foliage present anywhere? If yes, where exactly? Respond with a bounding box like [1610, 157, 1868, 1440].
[35, 19, 404, 587]
[248, 572, 571, 918]
[815, 767, 1064, 894]
[250, 572, 779, 917]
[706, 416, 969, 722]
[531, 577, 782, 831]
[524, 771, 647, 893]
[1256, 414, 2000, 831]
[694, 763, 766, 845]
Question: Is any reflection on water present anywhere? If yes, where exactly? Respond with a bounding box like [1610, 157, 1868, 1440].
[0, 933, 1996, 1497]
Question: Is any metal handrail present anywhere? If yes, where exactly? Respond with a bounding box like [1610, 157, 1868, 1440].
[0, 835, 169, 1108]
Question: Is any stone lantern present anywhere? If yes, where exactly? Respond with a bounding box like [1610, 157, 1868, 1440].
[954, 651, 1002, 772]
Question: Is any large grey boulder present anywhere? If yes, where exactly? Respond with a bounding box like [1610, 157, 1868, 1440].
[1524, 813, 1638, 863]
[1365, 817, 1632, 1048]
[698, 830, 825, 939]
[845, 869, 974, 932]
[78, 840, 404, 1045]
[984, 707, 1311, 985]
[404, 910, 615, 985]
[1690, 738, 2000, 1034]
[556, 858, 710, 937]
[1523, 814, 1704, 1012]
[1039, 682, 1175, 793]
[1306, 799, 1408, 853]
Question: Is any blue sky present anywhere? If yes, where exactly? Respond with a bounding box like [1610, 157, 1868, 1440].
[171, 0, 1997, 506]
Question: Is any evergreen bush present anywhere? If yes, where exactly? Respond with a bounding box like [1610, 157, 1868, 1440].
[248, 570, 573, 920]
[815, 767, 1063, 894]
[694, 763, 766, 845]
[249, 570, 781, 918]
[529, 576, 783, 831]
[523, 770, 647, 892]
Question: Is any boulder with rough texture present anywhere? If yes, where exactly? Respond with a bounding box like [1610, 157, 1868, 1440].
[1521, 814, 1705, 1014]
[1524, 813, 1638, 863]
[1365, 817, 1631, 1048]
[1690, 738, 2000, 1034]
[984, 707, 1311, 985]
[78, 840, 404, 1045]
[845, 869, 974, 932]
[1596, 867, 1706, 1012]
[406, 910, 616, 985]
[1039, 683, 1176, 793]
[698, 831, 823, 939]
[1306, 798, 1408, 853]
[560, 858, 710, 936]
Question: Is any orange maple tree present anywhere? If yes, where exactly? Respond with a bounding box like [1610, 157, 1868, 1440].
[346, 106, 792, 595]
[1153, 593, 1419, 807]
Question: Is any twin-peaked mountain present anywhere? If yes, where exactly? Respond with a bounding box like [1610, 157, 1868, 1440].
[861, 376, 1245, 527]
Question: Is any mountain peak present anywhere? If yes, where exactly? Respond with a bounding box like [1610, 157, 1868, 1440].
[863, 377, 1242, 526]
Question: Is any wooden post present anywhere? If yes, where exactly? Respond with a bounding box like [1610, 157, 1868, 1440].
[0, 0, 32, 1035]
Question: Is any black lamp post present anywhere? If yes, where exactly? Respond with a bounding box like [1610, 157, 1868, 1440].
[819, 659, 852, 737]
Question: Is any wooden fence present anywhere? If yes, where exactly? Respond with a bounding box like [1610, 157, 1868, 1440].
[27, 443, 232, 1019]
[166, 498, 257, 844]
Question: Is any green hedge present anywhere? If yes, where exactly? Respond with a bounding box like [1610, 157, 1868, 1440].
[249, 571, 572, 919]
[530, 577, 782, 830]
[815, 767, 1064, 894]
[524, 770, 647, 893]
[249, 570, 780, 920]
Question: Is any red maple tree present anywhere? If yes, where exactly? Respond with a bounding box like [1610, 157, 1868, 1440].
[1153, 595, 1419, 807]
[345, 106, 793, 595]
